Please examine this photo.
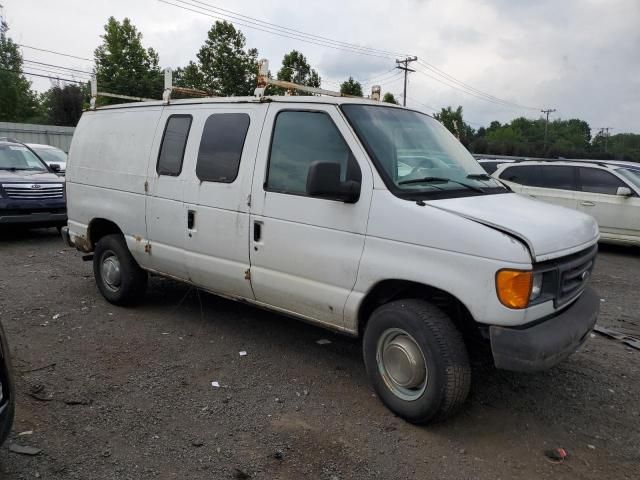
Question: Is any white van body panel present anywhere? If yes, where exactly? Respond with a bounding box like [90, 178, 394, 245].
[181, 103, 268, 299]
[343, 190, 559, 331]
[248, 103, 374, 329]
[66, 107, 163, 262]
[428, 193, 599, 262]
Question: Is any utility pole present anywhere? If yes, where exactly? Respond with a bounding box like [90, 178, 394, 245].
[598, 127, 612, 153]
[396, 56, 418, 107]
[541, 108, 556, 151]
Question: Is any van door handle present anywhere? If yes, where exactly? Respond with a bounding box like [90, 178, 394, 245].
[253, 221, 262, 242]
[187, 209, 196, 229]
[580, 201, 596, 207]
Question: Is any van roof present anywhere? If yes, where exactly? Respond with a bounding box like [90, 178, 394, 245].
[91, 95, 410, 111]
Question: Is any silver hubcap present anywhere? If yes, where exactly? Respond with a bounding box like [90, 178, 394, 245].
[377, 328, 428, 401]
[101, 251, 121, 292]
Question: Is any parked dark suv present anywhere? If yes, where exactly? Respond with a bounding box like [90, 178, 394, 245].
[0, 139, 66, 229]
[0, 319, 14, 445]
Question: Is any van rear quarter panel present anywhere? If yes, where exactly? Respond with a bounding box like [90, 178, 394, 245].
[66, 108, 163, 260]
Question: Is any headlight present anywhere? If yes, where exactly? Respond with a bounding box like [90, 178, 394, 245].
[530, 273, 543, 301]
[496, 270, 532, 309]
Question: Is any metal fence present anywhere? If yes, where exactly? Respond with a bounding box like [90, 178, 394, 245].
[0, 122, 75, 152]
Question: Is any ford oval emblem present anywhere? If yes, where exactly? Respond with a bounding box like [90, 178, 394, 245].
[30, 184, 42, 189]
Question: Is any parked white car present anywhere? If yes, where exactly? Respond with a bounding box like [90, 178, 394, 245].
[27, 143, 67, 174]
[62, 96, 599, 423]
[494, 160, 640, 246]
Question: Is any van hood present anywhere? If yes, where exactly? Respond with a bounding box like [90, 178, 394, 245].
[0, 170, 62, 183]
[428, 193, 599, 262]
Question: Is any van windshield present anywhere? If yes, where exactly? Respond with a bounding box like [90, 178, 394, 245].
[341, 105, 506, 198]
[0, 145, 49, 172]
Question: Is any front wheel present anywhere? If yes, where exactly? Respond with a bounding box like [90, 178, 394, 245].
[93, 234, 148, 305]
[363, 299, 471, 424]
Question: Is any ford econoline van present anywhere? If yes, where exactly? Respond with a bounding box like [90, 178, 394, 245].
[62, 96, 599, 423]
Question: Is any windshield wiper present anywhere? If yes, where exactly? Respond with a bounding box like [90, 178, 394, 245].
[398, 176, 485, 193]
[466, 173, 492, 180]
[0, 167, 29, 171]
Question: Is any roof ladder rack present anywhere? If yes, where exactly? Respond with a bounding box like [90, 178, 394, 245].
[89, 69, 212, 109]
[254, 59, 378, 99]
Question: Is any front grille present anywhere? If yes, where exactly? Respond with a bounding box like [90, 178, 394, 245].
[1, 183, 64, 200]
[556, 246, 597, 307]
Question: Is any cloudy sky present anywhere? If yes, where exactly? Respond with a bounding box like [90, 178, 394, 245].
[3, 0, 639, 132]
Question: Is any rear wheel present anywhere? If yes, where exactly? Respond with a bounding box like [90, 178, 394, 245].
[93, 234, 147, 305]
[363, 299, 471, 424]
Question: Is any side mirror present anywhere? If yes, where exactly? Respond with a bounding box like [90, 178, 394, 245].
[50, 163, 61, 173]
[616, 186, 633, 197]
[306, 161, 360, 203]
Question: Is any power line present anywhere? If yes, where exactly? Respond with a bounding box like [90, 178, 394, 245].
[416, 60, 540, 111]
[160, 0, 395, 59]
[183, 0, 409, 58]
[23, 59, 92, 75]
[160, 0, 542, 112]
[0, 67, 87, 84]
[20, 64, 91, 80]
[17, 43, 92, 62]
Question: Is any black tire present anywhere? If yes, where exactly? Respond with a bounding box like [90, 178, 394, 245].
[93, 234, 148, 305]
[363, 299, 471, 424]
[0, 321, 15, 446]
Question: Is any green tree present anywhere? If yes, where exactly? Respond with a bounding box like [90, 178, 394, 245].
[94, 17, 164, 105]
[340, 77, 363, 97]
[275, 50, 320, 95]
[174, 61, 206, 91]
[434, 106, 475, 146]
[382, 92, 398, 104]
[41, 83, 88, 126]
[0, 16, 39, 121]
[196, 21, 258, 96]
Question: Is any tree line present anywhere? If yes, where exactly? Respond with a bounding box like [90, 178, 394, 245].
[0, 15, 637, 161]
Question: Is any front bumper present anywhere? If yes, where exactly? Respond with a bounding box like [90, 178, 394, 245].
[0, 199, 66, 227]
[490, 287, 599, 372]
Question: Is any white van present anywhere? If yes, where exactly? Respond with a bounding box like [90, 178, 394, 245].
[62, 96, 600, 424]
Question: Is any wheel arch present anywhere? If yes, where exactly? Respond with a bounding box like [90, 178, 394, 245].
[87, 218, 123, 250]
[357, 279, 478, 338]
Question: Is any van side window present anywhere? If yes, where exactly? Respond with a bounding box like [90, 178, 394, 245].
[196, 113, 250, 183]
[266, 110, 361, 196]
[157, 115, 192, 176]
[500, 165, 542, 187]
[578, 167, 627, 195]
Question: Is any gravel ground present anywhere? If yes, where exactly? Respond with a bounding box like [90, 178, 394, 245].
[0, 229, 638, 479]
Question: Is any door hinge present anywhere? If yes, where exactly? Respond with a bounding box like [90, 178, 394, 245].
[144, 243, 152, 254]
[247, 194, 252, 207]
[144, 180, 149, 193]
[244, 268, 251, 280]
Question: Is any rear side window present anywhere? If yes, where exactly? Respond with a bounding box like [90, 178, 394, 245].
[157, 115, 192, 176]
[500, 165, 542, 187]
[579, 167, 627, 195]
[266, 110, 360, 195]
[539, 166, 577, 190]
[196, 113, 250, 183]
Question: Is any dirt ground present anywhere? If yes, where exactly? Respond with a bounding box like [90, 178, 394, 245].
[0, 228, 638, 479]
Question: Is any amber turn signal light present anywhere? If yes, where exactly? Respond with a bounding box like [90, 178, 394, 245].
[495, 270, 533, 309]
